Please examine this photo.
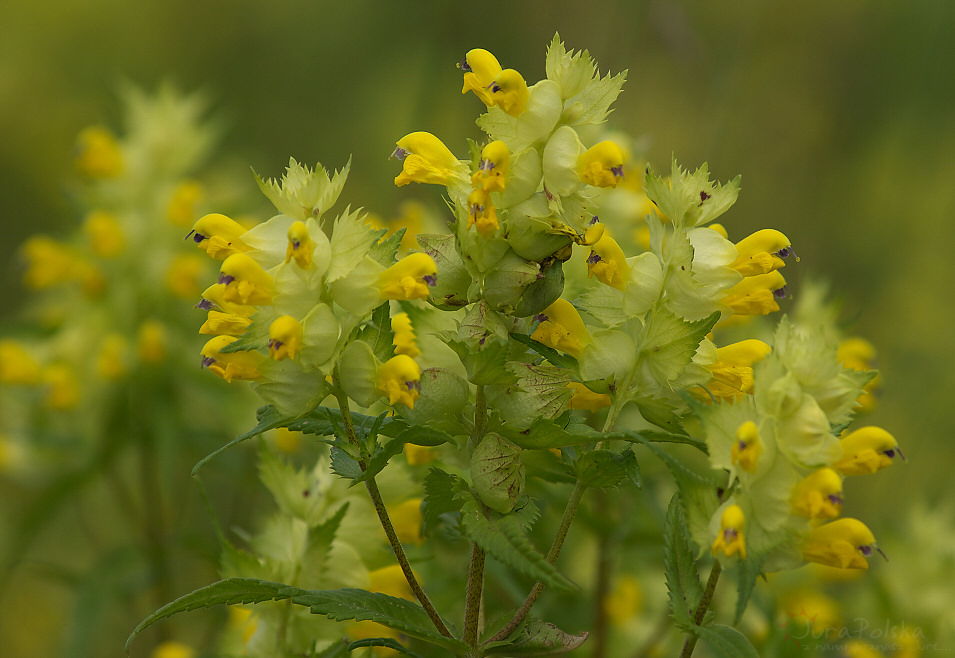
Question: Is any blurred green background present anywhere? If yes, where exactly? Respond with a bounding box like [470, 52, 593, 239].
[2, 0, 953, 654]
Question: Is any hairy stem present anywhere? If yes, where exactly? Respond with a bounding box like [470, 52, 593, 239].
[463, 544, 486, 646]
[679, 560, 723, 658]
[333, 383, 453, 639]
[487, 481, 587, 643]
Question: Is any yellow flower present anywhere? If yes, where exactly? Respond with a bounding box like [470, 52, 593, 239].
[218, 253, 274, 306]
[466, 188, 500, 238]
[391, 312, 420, 358]
[378, 252, 438, 301]
[272, 428, 303, 454]
[348, 565, 417, 656]
[731, 229, 794, 276]
[405, 443, 437, 466]
[530, 299, 592, 358]
[586, 231, 630, 290]
[284, 220, 315, 269]
[74, 125, 123, 178]
[137, 320, 168, 364]
[392, 132, 462, 187]
[838, 336, 881, 412]
[200, 335, 264, 383]
[705, 339, 772, 401]
[471, 140, 510, 193]
[731, 421, 764, 473]
[603, 575, 643, 627]
[833, 426, 901, 476]
[460, 48, 502, 106]
[487, 69, 529, 117]
[150, 640, 196, 658]
[187, 213, 250, 260]
[83, 210, 125, 258]
[268, 315, 304, 361]
[375, 355, 421, 409]
[96, 333, 128, 381]
[389, 498, 424, 545]
[20, 236, 80, 290]
[197, 283, 256, 317]
[792, 468, 844, 519]
[0, 340, 42, 385]
[567, 382, 611, 412]
[712, 504, 747, 559]
[802, 518, 879, 569]
[166, 253, 208, 299]
[577, 141, 626, 188]
[722, 270, 787, 316]
[166, 180, 204, 227]
[43, 363, 80, 410]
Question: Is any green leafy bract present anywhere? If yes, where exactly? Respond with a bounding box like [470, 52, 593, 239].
[663, 494, 703, 631]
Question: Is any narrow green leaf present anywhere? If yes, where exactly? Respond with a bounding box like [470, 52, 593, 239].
[459, 493, 575, 592]
[734, 554, 763, 625]
[698, 624, 759, 658]
[486, 618, 589, 655]
[508, 332, 580, 371]
[218, 312, 270, 353]
[358, 302, 395, 364]
[192, 405, 293, 475]
[663, 494, 703, 631]
[368, 227, 407, 267]
[125, 579, 467, 654]
[346, 637, 423, 657]
[330, 446, 363, 481]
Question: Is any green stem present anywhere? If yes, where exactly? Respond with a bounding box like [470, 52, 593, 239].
[333, 383, 453, 639]
[589, 506, 613, 658]
[463, 544, 486, 646]
[486, 481, 587, 644]
[679, 560, 723, 658]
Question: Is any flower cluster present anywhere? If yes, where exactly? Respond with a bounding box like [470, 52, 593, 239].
[189, 159, 438, 416]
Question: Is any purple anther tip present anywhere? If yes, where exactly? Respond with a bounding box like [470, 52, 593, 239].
[860, 545, 873, 556]
[611, 165, 625, 179]
[459, 59, 472, 73]
[192, 232, 206, 244]
[828, 494, 844, 506]
[200, 356, 216, 369]
[587, 251, 602, 264]
[218, 273, 235, 285]
[390, 147, 409, 160]
[195, 298, 213, 311]
[589, 215, 599, 225]
[776, 247, 791, 258]
[773, 286, 788, 299]
[533, 313, 548, 323]
[423, 274, 437, 287]
[479, 158, 494, 173]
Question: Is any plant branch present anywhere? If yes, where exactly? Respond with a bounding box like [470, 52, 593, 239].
[463, 544, 486, 646]
[679, 560, 723, 658]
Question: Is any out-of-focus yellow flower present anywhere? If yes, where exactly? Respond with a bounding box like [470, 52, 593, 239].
[150, 640, 196, 658]
[83, 210, 125, 258]
[731, 421, 763, 473]
[530, 299, 592, 359]
[188, 213, 250, 260]
[833, 426, 901, 476]
[391, 312, 420, 358]
[200, 335, 264, 383]
[272, 428, 302, 454]
[166, 253, 208, 299]
[268, 315, 304, 361]
[43, 363, 80, 410]
[842, 640, 884, 658]
[74, 125, 123, 179]
[838, 337, 881, 412]
[375, 355, 421, 408]
[96, 333, 128, 381]
[0, 340, 42, 385]
[567, 382, 611, 412]
[791, 468, 844, 519]
[389, 498, 424, 546]
[378, 253, 437, 301]
[137, 320, 168, 364]
[466, 188, 499, 238]
[167, 180, 204, 227]
[227, 606, 258, 647]
[712, 505, 747, 559]
[405, 443, 437, 466]
[781, 589, 842, 637]
[21, 236, 79, 290]
[392, 132, 462, 187]
[578, 141, 625, 188]
[802, 518, 878, 569]
[603, 574, 643, 627]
